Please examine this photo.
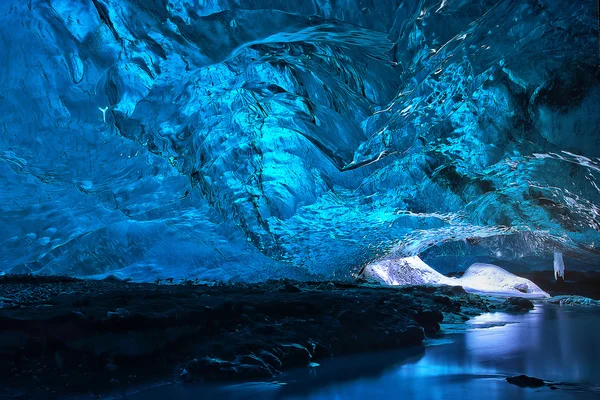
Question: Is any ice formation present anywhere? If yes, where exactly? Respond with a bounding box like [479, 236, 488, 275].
[362, 257, 550, 298]
[0, 1, 599, 281]
[554, 251, 565, 281]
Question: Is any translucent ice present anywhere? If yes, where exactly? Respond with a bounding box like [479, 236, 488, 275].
[554, 251, 565, 281]
[0, 0, 598, 281]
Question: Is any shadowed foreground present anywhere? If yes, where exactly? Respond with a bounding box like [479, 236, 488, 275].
[0, 275, 525, 399]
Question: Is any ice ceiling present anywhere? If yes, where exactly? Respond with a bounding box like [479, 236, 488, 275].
[1, 0, 599, 281]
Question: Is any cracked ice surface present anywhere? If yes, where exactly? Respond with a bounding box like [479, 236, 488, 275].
[0, 1, 599, 281]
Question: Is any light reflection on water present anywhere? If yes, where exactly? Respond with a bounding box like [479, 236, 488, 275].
[125, 304, 600, 400]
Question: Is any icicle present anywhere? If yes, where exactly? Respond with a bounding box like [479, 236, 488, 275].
[554, 251, 565, 281]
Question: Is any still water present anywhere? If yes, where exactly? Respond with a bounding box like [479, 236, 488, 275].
[127, 304, 600, 400]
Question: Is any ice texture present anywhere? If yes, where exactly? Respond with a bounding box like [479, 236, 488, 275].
[554, 251, 565, 281]
[362, 257, 549, 298]
[0, 1, 599, 281]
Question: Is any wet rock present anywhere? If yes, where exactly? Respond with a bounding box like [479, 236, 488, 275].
[506, 375, 546, 388]
[414, 310, 444, 334]
[71, 310, 88, 320]
[317, 282, 337, 291]
[309, 341, 332, 359]
[105, 363, 118, 372]
[102, 275, 132, 283]
[433, 295, 452, 305]
[336, 309, 366, 327]
[278, 344, 312, 367]
[182, 355, 274, 381]
[504, 297, 534, 311]
[281, 283, 302, 293]
[241, 305, 256, 313]
[548, 295, 600, 306]
[107, 308, 129, 319]
[0, 277, 492, 397]
[257, 349, 282, 370]
[440, 285, 467, 296]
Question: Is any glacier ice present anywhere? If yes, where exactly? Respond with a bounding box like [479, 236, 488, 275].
[553, 251, 565, 281]
[362, 257, 549, 298]
[0, 0, 599, 281]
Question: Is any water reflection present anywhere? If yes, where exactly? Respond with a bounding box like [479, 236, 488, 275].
[126, 304, 600, 400]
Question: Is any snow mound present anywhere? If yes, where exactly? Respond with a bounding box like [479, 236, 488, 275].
[362, 257, 549, 298]
[458, 263, 549, 298]
[362, 256, 453, 286]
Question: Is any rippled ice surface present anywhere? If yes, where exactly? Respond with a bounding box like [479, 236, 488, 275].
[2, 0, 599, 281]
[126, 304, 600, 400]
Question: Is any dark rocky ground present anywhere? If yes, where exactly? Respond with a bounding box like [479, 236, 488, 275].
[0, 275, 532, 399]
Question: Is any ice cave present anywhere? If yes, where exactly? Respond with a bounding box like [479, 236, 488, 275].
[0, 0, 599, 399]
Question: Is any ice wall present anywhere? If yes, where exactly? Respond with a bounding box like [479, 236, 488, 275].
[0, 0, 599, 281]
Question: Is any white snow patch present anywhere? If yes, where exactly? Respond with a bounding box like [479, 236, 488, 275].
[458, 263, 549, 298]
[361, 256, 453, 286]
[362, 257, 549, 299]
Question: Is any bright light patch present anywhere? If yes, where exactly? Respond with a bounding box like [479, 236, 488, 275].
[362, 257, 549, 299]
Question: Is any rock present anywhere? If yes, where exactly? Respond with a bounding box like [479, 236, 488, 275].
[506, 375, 546, 388]
[107, 308, 129, 319]
[257, 350, 282, 370]
[440, 285, 467, 296]
[278, 344, 311, 367]
[309, 341, 332, 359]
[548, 295, 600, 306]
[504, 297, 534, 311]
[433, 295, 452, 305]
[241, 305, 256, 313]
[336, 309, 365, 327]
[71, 310, 88, 320]
[0, 277, 494, 396]
[105, 363, 118, 372]
[514, 283, 528, 293]
[102, 275, 132, 283]
[54, 351, 65, 369]
[281, 283, 302, 293]
[414, 310, 444, 334]
[316, 282, 336, 291]
[182, 355, 274, 381]
[181, 357, 231, 381]
[235, 354, 277, 376]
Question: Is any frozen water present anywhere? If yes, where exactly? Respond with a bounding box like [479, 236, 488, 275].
[553, 251, 565, 281]
[0, 0, 599, 280]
